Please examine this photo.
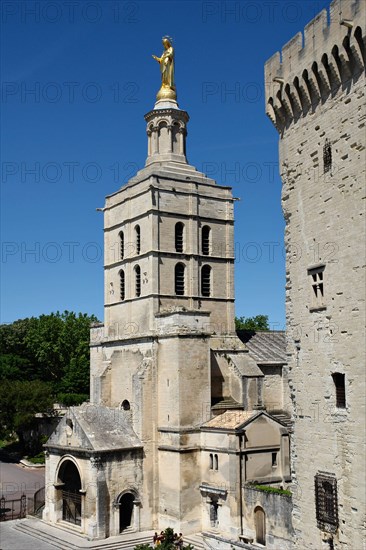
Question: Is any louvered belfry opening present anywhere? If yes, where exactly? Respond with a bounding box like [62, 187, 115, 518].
[175, 222, 184, 252]
[202, 225, 211, 255]
[135, 225, 141, 255]
[201, 265, 211, 297]
[175, 263, 185, 295]
[120, 231, 124, 260]
[120, 270, 125, 301]
[135, 265, 141, 297]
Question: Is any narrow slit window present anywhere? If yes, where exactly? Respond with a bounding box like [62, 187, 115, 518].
[209, 453, 213, 470]
[202, 226, 211, 256]
[201, 265, 212, 297]
[119, 231, 124, 260]
[135, 225, 141, 255]
[332, 373, 346, 408]
[272, 452, 277, 467]
[120, 270, 125, 301]
[175, 263, 185, 295]
[175, 222, 184, 253]
[135, 265, 141, 297]
[323, 139, 332, 173]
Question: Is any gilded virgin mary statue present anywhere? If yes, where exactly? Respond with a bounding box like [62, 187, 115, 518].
[152, 36, 177, 101]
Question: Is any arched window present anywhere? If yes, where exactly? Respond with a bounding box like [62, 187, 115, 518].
[201, 265, 211, 297]
[120, 270, 125, 301]
[209, 453, 213, 470]
[175, 222, 184, 252]
[175, 263, 185, 295]
[121, 399, 130, 411]
[254, 507, 266, 545]
[214, 454, 218, 471]
[135, 265, 141, 297]
[135, 225, 141, 255]
[202, 225, 211, 255]
[119, 231, 124, 260]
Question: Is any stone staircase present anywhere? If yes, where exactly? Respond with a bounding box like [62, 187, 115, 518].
[184, 533, 206, 549]
[14, 519, 155, 549]
[13, 518, 208, 549]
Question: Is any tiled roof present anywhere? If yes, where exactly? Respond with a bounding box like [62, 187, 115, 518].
[202, 410, 257, 430]
[236, 330, 286, 363]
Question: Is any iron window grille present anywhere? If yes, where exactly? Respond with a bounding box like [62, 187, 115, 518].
[315, 473, 338, 533]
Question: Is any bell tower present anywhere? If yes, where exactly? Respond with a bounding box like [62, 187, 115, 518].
[102, 94, 235, 342]
[90, 38, 239, 535]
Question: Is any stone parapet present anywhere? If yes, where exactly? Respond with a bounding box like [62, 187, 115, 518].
[264, 0, 365, 133]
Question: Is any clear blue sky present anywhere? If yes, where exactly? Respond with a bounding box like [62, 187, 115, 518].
[1, 0, 331, 328]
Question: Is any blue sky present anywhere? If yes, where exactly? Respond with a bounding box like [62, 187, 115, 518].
[1, 0, 331, 328]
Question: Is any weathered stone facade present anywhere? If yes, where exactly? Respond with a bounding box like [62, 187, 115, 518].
[44, 95, 293, 548]
[265, 0, 366, 547]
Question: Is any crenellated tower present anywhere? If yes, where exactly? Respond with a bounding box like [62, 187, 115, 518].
[265, 0, 365, 548]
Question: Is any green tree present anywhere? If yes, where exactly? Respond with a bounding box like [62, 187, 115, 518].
[235, 315, 269, 331]
[0, 380, 53, 441]
[0, 311, 98, 446]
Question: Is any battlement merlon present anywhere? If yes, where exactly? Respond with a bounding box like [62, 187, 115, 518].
[264, 0, 365, 133]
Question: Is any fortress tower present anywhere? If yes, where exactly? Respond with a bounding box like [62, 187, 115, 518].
[265, 0, 365, 548]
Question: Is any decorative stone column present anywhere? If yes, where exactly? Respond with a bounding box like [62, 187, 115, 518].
[144, 99, 189, 166]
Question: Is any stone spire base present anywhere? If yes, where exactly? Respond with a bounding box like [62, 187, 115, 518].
[144, 103, 189, 166]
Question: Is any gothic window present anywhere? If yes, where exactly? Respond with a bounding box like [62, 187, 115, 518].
[175, 263, 185, 296]
[201, 265, 212, 297]
[323, 139, 332, 173]
[254, 507, 266, 545]
[119, 231, 124, 260]
[202, 225, 211, 256]
[175, 222, 184, 252]
[120, 270, 125, 301]
[214, 454, 218, 471]
[135, 225, 141, 255]
[315, 473, 338, 532]
[332, 373, 346, 408]
[209, 453, 213, 470]
[308, 265, 325, 310]
[135, 265, 141, 297]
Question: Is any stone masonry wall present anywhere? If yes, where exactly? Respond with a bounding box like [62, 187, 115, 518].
[265, 1, 365, 548]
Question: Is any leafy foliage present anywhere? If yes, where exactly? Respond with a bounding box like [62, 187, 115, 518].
[235, 315, 269, 331]
[0, 380, 53, 439]
[0, 311, 98, 449]
[252, 484, 291, 496]
[134, 528, 194, 549]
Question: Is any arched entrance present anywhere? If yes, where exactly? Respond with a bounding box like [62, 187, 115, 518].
[58, 460, 82, 526]
[119, 492, 135, 532]
[254, 506, 266, 545]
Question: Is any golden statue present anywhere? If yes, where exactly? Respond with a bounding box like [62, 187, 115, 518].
[152, 36, 177, 101]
